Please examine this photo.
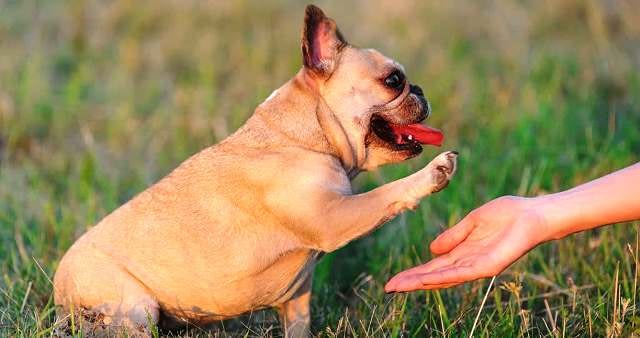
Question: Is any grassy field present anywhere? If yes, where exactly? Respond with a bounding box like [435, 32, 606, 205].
[1, 0, 640, 336]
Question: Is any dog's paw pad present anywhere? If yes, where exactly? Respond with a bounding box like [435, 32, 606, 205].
[436, 165, 451, 175]
[430, 151, 458, 192]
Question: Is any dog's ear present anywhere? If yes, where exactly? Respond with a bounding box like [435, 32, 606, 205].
[301, 5, 347, 76]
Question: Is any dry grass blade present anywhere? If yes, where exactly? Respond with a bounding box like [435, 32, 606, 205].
[19, 281, 32, 314]
[469, 276, 496, 338]
[544, 298, 557, 337]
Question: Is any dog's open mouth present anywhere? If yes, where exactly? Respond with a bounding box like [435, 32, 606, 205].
[370, 115, 444, 151]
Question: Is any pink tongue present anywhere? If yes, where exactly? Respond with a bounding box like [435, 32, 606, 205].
[390, 123, 444, 146]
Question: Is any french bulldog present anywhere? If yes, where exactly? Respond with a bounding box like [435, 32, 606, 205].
[53, 5, 457, 337]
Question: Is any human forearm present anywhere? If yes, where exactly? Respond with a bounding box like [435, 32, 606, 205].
[385, 162, 640, 292]
[534, 163, 640, 242]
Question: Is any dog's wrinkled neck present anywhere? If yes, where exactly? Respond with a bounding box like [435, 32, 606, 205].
[301, 69, 320, 95]
[301, 69, 363, 176]
[314, 96, 358, 176]
[231, 70, 363, 178]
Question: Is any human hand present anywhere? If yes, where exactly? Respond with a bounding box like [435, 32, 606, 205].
[385, 196, 548, 292]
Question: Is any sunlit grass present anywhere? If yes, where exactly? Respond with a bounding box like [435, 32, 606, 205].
[1, 0, 639, 336]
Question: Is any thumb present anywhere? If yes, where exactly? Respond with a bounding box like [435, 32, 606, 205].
[430, 216, 474, 255]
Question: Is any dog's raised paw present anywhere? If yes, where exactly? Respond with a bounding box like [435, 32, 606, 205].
[430, 151, 458, 193]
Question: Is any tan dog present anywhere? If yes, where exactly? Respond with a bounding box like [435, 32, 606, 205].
[53, 5, 457, 337]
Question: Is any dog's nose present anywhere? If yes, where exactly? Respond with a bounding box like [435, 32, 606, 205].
[409, 84, 424, 96]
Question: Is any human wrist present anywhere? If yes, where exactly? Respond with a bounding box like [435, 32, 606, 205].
[510, 196, 552, 246]
[525, 192, 582, 243]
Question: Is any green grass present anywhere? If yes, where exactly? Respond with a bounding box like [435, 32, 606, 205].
[1, 0, 640, 336]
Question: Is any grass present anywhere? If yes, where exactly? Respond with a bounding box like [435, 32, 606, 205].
[1, 0, 639, 336]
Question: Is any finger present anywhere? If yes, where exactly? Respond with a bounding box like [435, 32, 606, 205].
[417, 266, 483, 286]
[385, 279, 462, 293]
[419, 282, 462, 290]
[384, 272, 428, 293]
[430, 216, 475, 255]
[390, 254, 457, 280]
[399, 282, 462, 292]
[385, 269, 469, 292]
[385, 255, 458, 292]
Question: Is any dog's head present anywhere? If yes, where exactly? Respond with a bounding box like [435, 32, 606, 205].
[301, 5, 443, 172]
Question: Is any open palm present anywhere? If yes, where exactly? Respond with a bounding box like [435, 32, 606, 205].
[385, 196, 546, 292]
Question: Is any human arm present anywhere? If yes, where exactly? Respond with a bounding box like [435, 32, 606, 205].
[384, 162, 640, 292]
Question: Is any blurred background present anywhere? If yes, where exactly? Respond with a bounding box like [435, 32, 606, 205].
[1, 0, 639, 336]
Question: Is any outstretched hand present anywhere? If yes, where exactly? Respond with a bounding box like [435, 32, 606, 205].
[385, 196, 546, 292]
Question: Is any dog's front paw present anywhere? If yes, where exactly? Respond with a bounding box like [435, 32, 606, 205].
[403, 151, 458, 203]
[427, 151, 458, 193]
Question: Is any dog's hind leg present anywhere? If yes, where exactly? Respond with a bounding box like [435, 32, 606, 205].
[54, 247, 160, 337]
[276, 275, 312, 338]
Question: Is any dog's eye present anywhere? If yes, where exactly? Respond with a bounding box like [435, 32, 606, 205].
[384, 71, 405, 90]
